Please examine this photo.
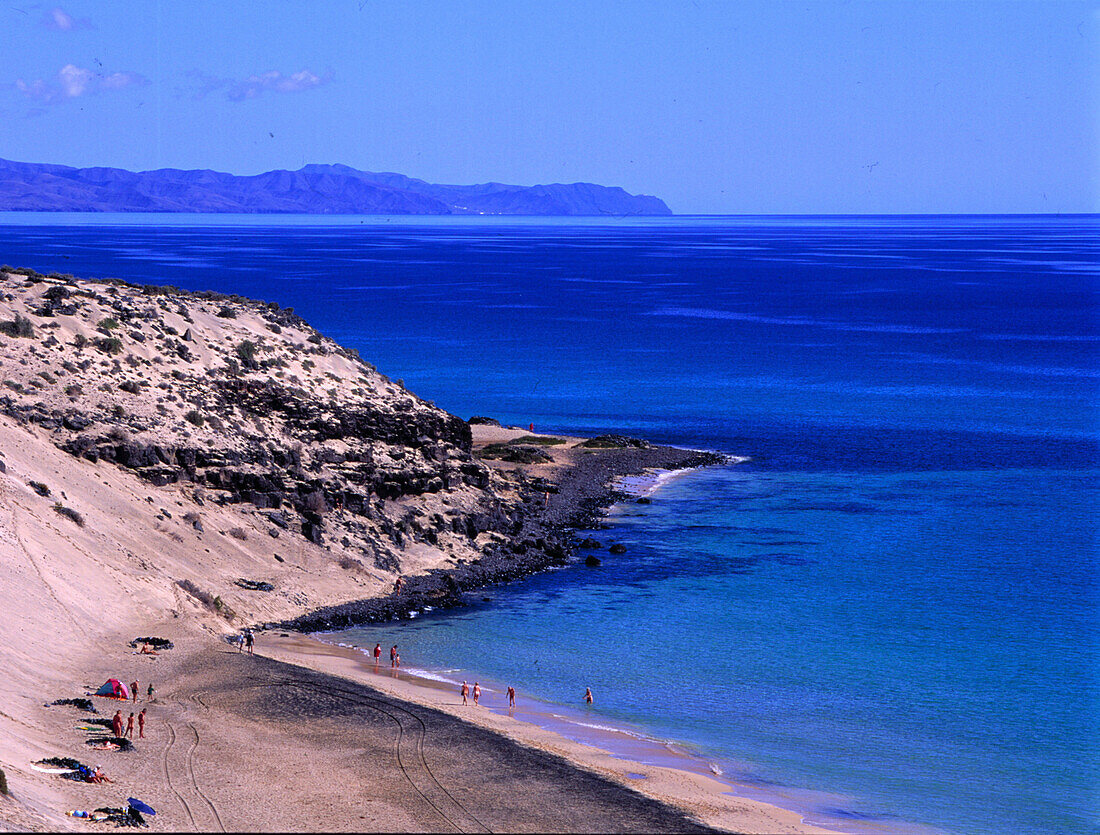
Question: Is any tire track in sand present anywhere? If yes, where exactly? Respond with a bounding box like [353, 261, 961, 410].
[271, 678, 492, 833]
[161, 720, 197, 829]
[181, 692, 225, 831]
[161, 697, 226, 832]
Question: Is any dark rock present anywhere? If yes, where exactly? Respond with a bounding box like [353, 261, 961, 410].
[467, 416, 501, 426]
[636, 497, 652, 504]
[578, 538, 603, 549]
[584, 555, 602, 567]
[302, 519, 324, 545]
[235, 578, 275, 592]
[608, 543, 627, 554]
[579, 434, 651, 449]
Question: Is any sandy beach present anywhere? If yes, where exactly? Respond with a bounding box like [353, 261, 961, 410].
[0, 271, 834, 832]
[0, 618, 838, 833]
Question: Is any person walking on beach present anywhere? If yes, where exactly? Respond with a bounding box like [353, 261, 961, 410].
[245, 631, 254, 655]
[138, 708, 146, 739]
[507, 686, 516, 708]
[473, 682, 481, 706]
[130, 681, 138, 702]
[125, 712, 135, 739]
[390, 645, 398, 667]
[111, 710, 123, 738]
[461, 681, 469, 705]
[374, 643, 382, 666]
[585, 687, 593, 705]
[147, 682, 155, 702]
[237, 633, 245, 652]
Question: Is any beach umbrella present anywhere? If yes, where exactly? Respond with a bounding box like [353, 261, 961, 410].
[127, 798, 156, 816]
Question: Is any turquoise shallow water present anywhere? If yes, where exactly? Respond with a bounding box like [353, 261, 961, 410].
[1, 214, 1096, 834]
[334, 465, 1097, 835]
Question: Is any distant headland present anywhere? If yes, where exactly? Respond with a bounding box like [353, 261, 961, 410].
[0, 158, 672, 216]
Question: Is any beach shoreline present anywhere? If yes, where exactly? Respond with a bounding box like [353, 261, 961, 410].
[256, 629, 843, 835]
[270, 426, 730, 634]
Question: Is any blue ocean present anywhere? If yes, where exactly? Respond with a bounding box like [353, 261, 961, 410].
[1, 214, 1096, 834]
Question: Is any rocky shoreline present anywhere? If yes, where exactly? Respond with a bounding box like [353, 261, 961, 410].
[273, 444, 727, 632]
[0, 267, 729, 640]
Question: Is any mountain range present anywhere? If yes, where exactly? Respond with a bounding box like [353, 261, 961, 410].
[0, 158, 672, 216]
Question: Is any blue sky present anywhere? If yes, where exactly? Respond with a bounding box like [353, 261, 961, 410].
[1, 1, 1095, 214]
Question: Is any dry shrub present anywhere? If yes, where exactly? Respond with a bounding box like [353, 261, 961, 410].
[53, 503, 84, 527]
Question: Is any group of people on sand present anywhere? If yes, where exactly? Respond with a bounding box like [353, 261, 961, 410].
[110, 708, 146, 740]
[366, 640, 595, 711]
[371, 642, 401, 668]
[235, 630, 255, 654]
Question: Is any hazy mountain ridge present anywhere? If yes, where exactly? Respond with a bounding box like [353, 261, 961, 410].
[0, 158, 672, 215]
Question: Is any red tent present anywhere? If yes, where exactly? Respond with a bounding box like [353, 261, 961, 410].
[93, 678, 130, 700]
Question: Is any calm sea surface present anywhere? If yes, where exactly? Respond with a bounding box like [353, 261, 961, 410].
[1, 214, 1096, 834]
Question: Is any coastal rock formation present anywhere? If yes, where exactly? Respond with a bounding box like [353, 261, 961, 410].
[0, 266, 720, 634]
[0, 267, 562, 601]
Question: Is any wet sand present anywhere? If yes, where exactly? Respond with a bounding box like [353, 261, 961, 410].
[257, 631, 841, 835]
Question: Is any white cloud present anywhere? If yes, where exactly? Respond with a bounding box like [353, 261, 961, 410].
[13, 64, 147, 105]
[183, 68, 330, 102]
[57, 64, 93, 97]
[226, 69, 327, 101]
[41, 7, 94, 31]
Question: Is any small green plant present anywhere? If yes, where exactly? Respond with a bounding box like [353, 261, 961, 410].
[71, 333, 87, 349]
[96, 336, 123, 355]
[0, 765, 8, 795]
[236, 340, 258, 368]
[0, 314, 34, 338]
[227, 527, 248, 541]
[216, 306, 237, 319]
[64, 383, 83, 398]
[29, 481, 51, 497]
[97, 317, 120, 332]
[183, 409, 205, 427]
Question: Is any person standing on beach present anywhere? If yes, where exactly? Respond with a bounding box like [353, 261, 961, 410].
[138, 709, 146, 739]
[390, 645, 398, 667]
[147, 683, 155, 702]
[130, 681, 138, 702]
[461, 681, 469, 705]
[507, 686, 516, 708]
[125, 712, 135, 739]
[111, 710, 123, 738]
[237, 634, 245, 652]
[473, 682, 481, 706]
[245, 631, 254, 655]
[585, 687, 593, 705]
[373, 643, 382, 666]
